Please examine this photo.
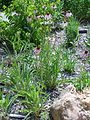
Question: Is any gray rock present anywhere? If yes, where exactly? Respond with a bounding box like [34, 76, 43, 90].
[50, 85, 90, 120]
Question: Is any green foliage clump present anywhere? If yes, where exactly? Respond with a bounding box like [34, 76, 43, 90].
[0, 0, 63, 53]
[12, 84, 47, 120]
[0, 40, 61, 118]
[0, 60, 47, 119]
[33, 40, 61, 90]
[73, 70, 90, 91]
[0, 0, 13, 10]
[65, 17, 79, 48]
[85, 37, 90, 51]
[63, 0, 90, 21]
[62, 50, 75, 74]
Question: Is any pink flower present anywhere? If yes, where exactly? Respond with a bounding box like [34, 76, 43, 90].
[65, 12, 72, 18]
[45, 13, 52, 20]
[82, 50, 89, 58]
[33, 47, 41, 55]
[36, 15, 41, 19]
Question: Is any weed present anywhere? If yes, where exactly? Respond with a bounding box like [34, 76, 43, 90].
[0, 93, 11, 117]
[85, 37, 90, 51]
[73, 70, 90, 91]
[65, 17, 79, 48]
[63, 0, 89, 21]
[1, 57, 48, 119]
[0, 0, 63, 53]
[10, 83, 47, 120]
[62, 50, 75, 74]
[35, 40, 61, 90]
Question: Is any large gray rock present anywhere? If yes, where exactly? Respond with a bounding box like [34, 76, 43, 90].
[50, 84, 90, 120]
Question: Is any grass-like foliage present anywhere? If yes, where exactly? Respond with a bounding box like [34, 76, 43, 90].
[0, 40, 61, 118]
[85, 37, 90, 51]
[63, 0, 90, 21]
[34, 40, 61, 90]
[62, 50, 75, 74]
[65, 17, 79, 48]
[73, 70, 90, 91]
[11, 84, 47, 120]
[0, 60, 48, 119]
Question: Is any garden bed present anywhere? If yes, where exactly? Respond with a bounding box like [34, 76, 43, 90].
[0, 0, 90, 119]
[0, 23, 90, 120]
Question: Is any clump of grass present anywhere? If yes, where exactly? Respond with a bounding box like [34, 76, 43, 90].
[73, 70, 90, 91]
[11, 83, 47, 120]
[85, 37, 90, 51]
[0, 38, 62, 118]
[34, 40, 61, 90]
[62, 50, 75, 74]
[65, 17, 79, 48]
[0, 58, 48, 119]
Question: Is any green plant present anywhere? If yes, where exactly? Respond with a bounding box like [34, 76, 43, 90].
[2, 60, 34, 91]
[10, 83, 47, 120]
[0, 0, 63, 53]
[52, 0, 64, 23]
[0, 55, 48, 119]
[0, 0, 13, 10]
[85, 37, 90, 50]
[0, 92, 10, 118]
[73, 70, 90, 91]
[63, 0, 90, 21]
[40, 111, 50, 120]
[34, 40, 61, 90]
[62, 50, 75, 74]
[85, 37, 90, 63]
[65, 17, 79, 48]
